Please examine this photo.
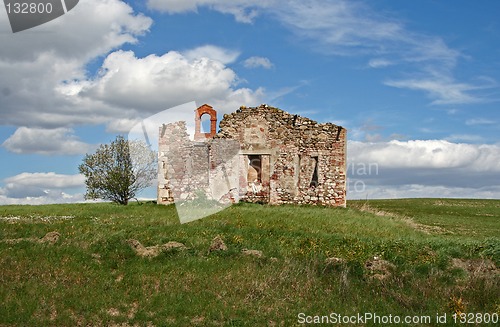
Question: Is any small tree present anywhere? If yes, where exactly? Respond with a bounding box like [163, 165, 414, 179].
[79, 136, 156, 205]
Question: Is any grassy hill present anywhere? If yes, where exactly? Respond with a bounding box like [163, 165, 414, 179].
[1, 199, 499, 326]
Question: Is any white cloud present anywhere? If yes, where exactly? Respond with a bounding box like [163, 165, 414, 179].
[368, 58, 393, 68]
[147, 0, 401, 48]
[106, 118, 142, 134]
[243, 56, 274, 69]
[146, 0, 497, 105]
[147, 0, 268, 23]
[209, 86, 265, 113]
[1, 1, 265, 144]
[183, 45, 240, 64]
[147, 0, 404, 50]
[4, 173, 85, 189]
[349, 140, 500, 171]
[445, 134, 485, 143]
[0, 0, 152, 128]
[145, 0, 419, 58]
[465, 118, 497, 126]
[0, 172, 85, 203]
[0, 0, 152, 62]
[348, 184, 500, 200]
[147, 0, 210, 14]
[0, 192, 86, 205]
[272, 1, 403, 54]
[384, 76, 482, 105]
[1, 24, 264, 152]
[347, 140, 500, 199]
[77, 49, 264, 115]
[2, 127, 95, 155]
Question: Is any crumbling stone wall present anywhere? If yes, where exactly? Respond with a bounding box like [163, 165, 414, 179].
[158, 121, 207, 203]
[216, 104, 346, 206]
[157, 122, 240, 204]
[158, 104, 346, 207]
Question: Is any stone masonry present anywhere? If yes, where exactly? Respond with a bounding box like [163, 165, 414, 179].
[158, 104, 346, 207]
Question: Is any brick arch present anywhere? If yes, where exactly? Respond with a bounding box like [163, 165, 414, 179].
[194, 104, 217, 140]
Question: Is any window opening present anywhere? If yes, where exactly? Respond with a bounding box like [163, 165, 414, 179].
[247, 155, 262, 193]
[200, 113, 211, 133]
[310, 156, 319, 188]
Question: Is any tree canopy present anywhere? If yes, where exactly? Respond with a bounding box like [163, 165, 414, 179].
[79, 136, 156, 205]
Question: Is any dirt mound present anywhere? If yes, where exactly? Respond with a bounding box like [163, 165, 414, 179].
[161, 241, 187, 251]
[242, 249, 263, 258]
[451, 258, 499, 278]
[39, 231, 60, 245]
[191, 316, 205, 325]
[209, 235, 227, 252]
[325, 257, 346, 266]
[365, 257, 396, 280]
[2, 231, 60, 245]
[127, 239, 187, 258]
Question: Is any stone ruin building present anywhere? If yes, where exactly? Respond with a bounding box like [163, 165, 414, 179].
[158, 104, 347, 207]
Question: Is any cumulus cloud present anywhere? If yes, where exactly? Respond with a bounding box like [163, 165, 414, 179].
[0, 0, 152, 62]
[183, 45, 240, 64]
[0, 191, 85, 205]
[347, 140, 500, 199]
[1, 41, 264, 154]
[348, 184, 500, 200]
[106, 118, 142, 134]
[4, 172, 85, 189]
[243, 56, 274, 69]
[0, 172, 85, 203]
[76, 49, 264, 115]
[349, 140, 500, 171]
[0, 0, 264, 153]
[2, 127, 95, 155]
[0, 0, 152, 129]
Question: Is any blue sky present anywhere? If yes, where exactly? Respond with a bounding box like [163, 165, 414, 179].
[1, 0, 499, 204]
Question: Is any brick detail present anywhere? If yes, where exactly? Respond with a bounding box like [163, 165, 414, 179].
[194, 104, 217, 141]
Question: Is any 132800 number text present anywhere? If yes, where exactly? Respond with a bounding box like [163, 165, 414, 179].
[6, 2, 53, 14]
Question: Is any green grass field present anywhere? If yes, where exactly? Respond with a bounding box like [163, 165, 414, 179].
[1, 199, 499, 326]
